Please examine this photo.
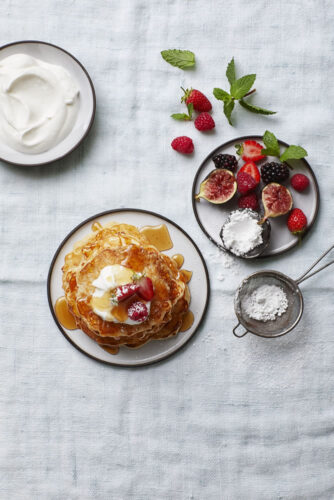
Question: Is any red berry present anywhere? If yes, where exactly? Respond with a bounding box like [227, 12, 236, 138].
[236, 171, 258, 195]
[237, 193, 259, 210]
[194, 112, 215, 131]
[137, 277, 154, 301]
[287, 208, 307, 235]
[115, 283, 139, 302]
[183, 88, 212, 112]
[239, 161, 260, 184]
[171, 136, 194, 154]
[237, 140, 266, 162]
[127, 301, 149, 322]
[290, 173, 310, 192]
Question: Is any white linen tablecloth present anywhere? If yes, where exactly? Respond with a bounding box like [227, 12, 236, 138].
[1, 1, 334, 498]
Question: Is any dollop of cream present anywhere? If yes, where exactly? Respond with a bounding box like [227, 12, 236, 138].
[0, 53, 80, 154]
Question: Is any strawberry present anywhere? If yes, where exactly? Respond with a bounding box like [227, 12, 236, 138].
[290, 173, 309, 192]
[237, 193, 259, 210]
[194, 112, 215, 131]
[137, 277, 154, 301]
[287, 208, 307, 235]
[115, 283, 139, 302]
[171, 136, 194, 154]
[236, 140, 266, 162]
[237, 171, 258, 195]
[181, 88, 212, 112]
[239, 161, 260, 184]
[127, 301, 149, 323]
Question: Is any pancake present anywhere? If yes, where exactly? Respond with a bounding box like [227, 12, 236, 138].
[62, 222, 190, 353]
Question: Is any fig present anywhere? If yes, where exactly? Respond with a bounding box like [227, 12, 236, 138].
[195, 169, 237, 204]
[260, 183, 293, 224]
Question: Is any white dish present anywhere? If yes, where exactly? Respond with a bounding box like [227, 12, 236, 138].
[192, 135, 319, 257]
[47, 209, 210, 367]
[0, 40, 96, 166]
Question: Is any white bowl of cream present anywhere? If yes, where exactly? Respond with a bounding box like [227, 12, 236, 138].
[0, 41, 95, 166]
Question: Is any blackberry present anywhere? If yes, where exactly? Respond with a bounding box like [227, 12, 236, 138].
[212, 154, 238, 172]
[261, 162, 289, 184]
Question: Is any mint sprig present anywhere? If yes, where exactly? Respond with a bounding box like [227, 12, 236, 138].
[261, 130, 308, 163]
[161, 49, 195, 69]
[171, 103, 193, 121]
[213, 57, 276, 125]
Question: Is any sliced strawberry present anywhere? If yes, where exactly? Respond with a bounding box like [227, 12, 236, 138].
[115, 283, 139, 302]
[239, 161, 260, 184]
[237, 140, 266, 162]
[137, 277, 154, 301]
[127, 301, 148, 322]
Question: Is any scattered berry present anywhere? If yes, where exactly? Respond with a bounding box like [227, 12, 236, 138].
[239, 161, 260, 184]
[237, 193, 259, 210]
[290, 173, 310, 192]
[287, 208, 307, 236]
[194, 112, 215, 131]
[236, 140, 265, 162]
[136, 277, 154, 301]
[171, 136, 194, 154]
[212, 154, 238, 172]
[261, 162, 289, 184]
[127, 301, 149, 322]
[115, 283, 139, 302]
[182, 88, 212, 112]
[237, 171, 258, 195]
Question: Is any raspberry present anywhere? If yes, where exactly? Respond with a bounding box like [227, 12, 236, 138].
[237, 171, 258, 194]
[194, 112, 215, 131]
[171, 136, 194, 154]
[287, 208, 307, 235]
[237, 193, 259, 210]
[290, 173, 310, 192]
[261, 162, 289, 184]
[212, 154, 238, 172]
[127, 301, 148, 323]
[182, 88, 212, 112]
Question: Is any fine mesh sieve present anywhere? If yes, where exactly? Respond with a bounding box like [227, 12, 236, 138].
[233, 244, 334, 338]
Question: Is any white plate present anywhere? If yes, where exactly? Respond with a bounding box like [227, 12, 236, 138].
[47, 209, 210, 367]
[0, 40, 96, 166]
[192, 135, 319, 257]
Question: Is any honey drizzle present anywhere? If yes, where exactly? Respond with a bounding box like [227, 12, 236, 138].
[172, 253, 184, 269]
[140, 224, 173, 251]
[180, 269, 192, 283]
[180, 311, 194, 332]
[55, 297, 77, 330]
[101, 346, 119, 355]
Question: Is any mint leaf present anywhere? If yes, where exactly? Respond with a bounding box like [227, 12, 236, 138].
[161, 49, 195, 69]
[213, 88, 231, 102]
[226, 57, 236, 86]
[171, 113, 191, 121]
[261, 130, 280, 157]
[223, 99, 235, 125]
[280, 145, 308, 163]
[239, 99, 276, 115]
[230, 74, 256, 99]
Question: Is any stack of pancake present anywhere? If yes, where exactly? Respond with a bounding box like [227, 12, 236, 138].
[62, 222, 190, 353]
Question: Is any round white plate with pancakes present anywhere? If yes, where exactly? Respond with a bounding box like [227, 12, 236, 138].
[47, 209, 210, 367]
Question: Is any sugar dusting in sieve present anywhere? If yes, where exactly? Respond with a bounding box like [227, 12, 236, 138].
[233, 244, 334, 338]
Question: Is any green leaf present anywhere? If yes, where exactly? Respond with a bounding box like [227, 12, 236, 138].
[234, 143, 243, 156]
[187, 103, 194, 118]
[261, 130, 280, 157]
[161, 49, 195, 69]
[213, 88, 231, 102]
[171, 113, 191, 121]
[226, 57, 236, 86]
[239, 99, 276, 115]
[230, 74, 256, 100]
[280, 145, 308, 163]
[223, 99, 235, 125]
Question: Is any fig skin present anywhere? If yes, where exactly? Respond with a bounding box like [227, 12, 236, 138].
[195, 169, 237, 204]
[259, 182, 293, 224]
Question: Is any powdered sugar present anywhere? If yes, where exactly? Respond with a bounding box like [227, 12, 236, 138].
[222, 210, 263, 256]
[244, 284, 288, 322]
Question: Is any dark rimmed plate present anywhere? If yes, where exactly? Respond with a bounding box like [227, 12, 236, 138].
[47, 209, 210, 367]
[192, 135, 320, 257]
[0, 40, 96, 166]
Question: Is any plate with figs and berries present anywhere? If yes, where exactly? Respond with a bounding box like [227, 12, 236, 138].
[192, 132, 319, 258]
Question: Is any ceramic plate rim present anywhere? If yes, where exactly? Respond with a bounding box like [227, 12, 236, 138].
[0, 39, 96, 167]
[192, 135, 320, 258]
[47, 208, 210, 367]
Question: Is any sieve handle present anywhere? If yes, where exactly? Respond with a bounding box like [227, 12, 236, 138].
[296, 244, 334, 285]
[233, 322, 249, 338]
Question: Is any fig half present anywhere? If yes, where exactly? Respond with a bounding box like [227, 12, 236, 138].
[195, 169, 237, 204]
[259, 182, 293, 224]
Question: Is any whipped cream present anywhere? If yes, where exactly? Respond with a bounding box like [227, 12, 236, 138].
[0, 53, 80, 154]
